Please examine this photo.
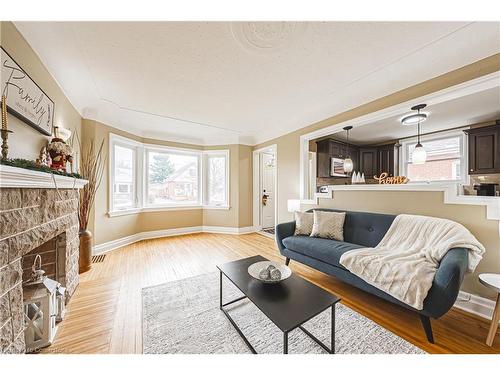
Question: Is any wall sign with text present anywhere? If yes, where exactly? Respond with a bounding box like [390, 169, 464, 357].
[1, 46, 54, 136]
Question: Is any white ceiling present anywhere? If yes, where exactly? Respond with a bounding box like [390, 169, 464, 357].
[14, 21, 500, 145]
[327, 87, 500, 145]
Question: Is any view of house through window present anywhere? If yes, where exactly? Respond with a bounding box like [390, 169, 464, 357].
[112, 144, 136, 210]
[110, 134, 229, 212]
[404, 134, 463, 182]
[147, 151, 200, 206]
[206, 154, 227, 206]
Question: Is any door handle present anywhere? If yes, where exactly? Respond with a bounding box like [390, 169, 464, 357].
[262, 194, 269, 206]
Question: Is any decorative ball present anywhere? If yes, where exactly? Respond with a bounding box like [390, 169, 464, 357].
[259, 268, 270, 280]
[270, 268, 282, 280]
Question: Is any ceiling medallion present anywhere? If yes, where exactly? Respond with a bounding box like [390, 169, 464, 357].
[230, 22, 305, 53]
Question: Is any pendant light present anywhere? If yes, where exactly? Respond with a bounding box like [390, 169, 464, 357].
[402, 104, 427, 165]
[343, 126, 354, 173]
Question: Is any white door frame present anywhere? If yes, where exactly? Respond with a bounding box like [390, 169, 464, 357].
[253, 144, 278, 231]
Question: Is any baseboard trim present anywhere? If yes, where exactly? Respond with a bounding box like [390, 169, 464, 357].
[92, 226, 257, 255]
[454, 290, 496, 320]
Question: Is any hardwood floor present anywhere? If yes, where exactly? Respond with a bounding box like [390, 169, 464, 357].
[41, 232, 500, 354]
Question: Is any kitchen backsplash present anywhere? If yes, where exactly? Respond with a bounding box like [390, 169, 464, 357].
[462, 174, 500, 195]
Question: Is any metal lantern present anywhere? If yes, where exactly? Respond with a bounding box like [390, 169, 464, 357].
[55, 285, 66, 322]
[22, 255, 60, 352]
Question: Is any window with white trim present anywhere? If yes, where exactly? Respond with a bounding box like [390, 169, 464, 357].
[111, 143, 138, 211]
[401, 130, 466, 183]
[146, 148, 201, 207]
[203, 150, 229, 207]
[109, 134, 229, 214]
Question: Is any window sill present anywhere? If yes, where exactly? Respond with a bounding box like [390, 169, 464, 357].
[108, 205, 230, 217]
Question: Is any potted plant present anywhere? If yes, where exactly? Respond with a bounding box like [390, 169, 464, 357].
[78, 138, 105, 273]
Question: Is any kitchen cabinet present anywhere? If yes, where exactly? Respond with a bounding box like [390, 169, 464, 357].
[316, 139, 394, 179]
[316, 139, 358, 178]
[466, 124, 500, 174]
[316, 139, 332, 177]
[359, 148, 378, 178]
[377, 144, 395, 177]
[358, 144, 395, 178]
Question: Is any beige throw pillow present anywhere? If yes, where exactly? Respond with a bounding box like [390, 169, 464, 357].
[294, 211, 314, 236]
[310, 210, 346, 241]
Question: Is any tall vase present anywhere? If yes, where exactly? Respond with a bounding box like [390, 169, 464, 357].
[79, 229, 92, 273]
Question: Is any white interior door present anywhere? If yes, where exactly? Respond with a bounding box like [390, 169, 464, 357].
[261, 153, 276, 229]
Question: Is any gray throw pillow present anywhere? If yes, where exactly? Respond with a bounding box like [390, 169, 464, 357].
[294, 211, 314, 236]
[310, 210, 346, 241]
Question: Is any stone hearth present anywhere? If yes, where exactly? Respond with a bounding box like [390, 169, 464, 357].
[0, 187, 81, 354]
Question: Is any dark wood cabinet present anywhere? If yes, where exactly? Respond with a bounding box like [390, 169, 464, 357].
[359, 148, 378, 178]
[377, 144, 395, 177]
[316, 139, 359, 178]
[466, 124, 500, 174]
[316, 139, 331, 177]
[358, 144, 395, 178]
[316, 139, 395, 180]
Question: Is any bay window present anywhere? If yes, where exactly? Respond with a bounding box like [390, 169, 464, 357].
[109, 134, 229, 215]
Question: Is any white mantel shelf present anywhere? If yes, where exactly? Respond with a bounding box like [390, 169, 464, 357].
[304, 183, 500, 221]
[0, 165, 88, 189]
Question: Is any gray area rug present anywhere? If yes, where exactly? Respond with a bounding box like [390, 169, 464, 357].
[142, 272, 425, 354]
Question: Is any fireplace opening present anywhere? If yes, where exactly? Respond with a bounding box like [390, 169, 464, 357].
[21, 233, 68, 352]
[21, 233, 67, 286]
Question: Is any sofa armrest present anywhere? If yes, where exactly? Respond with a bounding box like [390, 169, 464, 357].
[423, 247, 468, 318]
[275, 221, 296, 254]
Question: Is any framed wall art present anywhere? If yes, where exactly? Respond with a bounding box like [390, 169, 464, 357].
[1, 46, 54, 136]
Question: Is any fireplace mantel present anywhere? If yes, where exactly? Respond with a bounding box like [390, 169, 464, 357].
[0, 165, 88, 189]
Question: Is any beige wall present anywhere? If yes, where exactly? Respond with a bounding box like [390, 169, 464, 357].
[0, 22, 81, 161]
[82, 119, 253, 246]
[253, 53, 500, 300]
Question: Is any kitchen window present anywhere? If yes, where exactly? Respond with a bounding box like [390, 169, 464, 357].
[400, 130, 467, 183]
[109, 134, 229, 215]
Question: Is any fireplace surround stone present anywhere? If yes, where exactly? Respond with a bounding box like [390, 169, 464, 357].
[0, 187, 81, 354]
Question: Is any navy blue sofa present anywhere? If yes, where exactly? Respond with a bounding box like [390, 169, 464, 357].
[275, 208, 469, 343]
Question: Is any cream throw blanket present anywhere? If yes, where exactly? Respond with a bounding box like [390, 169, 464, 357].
[339, 214, 485, 310]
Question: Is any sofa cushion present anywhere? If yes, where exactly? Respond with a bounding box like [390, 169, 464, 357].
[294, 211, 314, 236]
[310, 210, 346, 240]
[282, 236, 364, 268]
[307, 208, 395, 247]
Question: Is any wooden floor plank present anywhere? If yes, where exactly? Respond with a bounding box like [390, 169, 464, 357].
[41, 232, 500, 354]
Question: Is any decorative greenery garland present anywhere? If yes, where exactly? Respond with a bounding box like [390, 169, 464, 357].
[0, 158, 82, 179]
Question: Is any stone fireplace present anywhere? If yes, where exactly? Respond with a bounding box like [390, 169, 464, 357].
[0, 165, 87, 354]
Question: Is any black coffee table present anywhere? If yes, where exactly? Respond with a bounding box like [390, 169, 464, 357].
[217, 255, 340, 354]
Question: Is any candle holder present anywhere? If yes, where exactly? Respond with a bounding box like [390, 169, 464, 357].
[1, 129, 13, 161]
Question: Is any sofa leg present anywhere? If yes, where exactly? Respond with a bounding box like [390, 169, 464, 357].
[285, 258, 290, 266]
[419, 315, 434, 344]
